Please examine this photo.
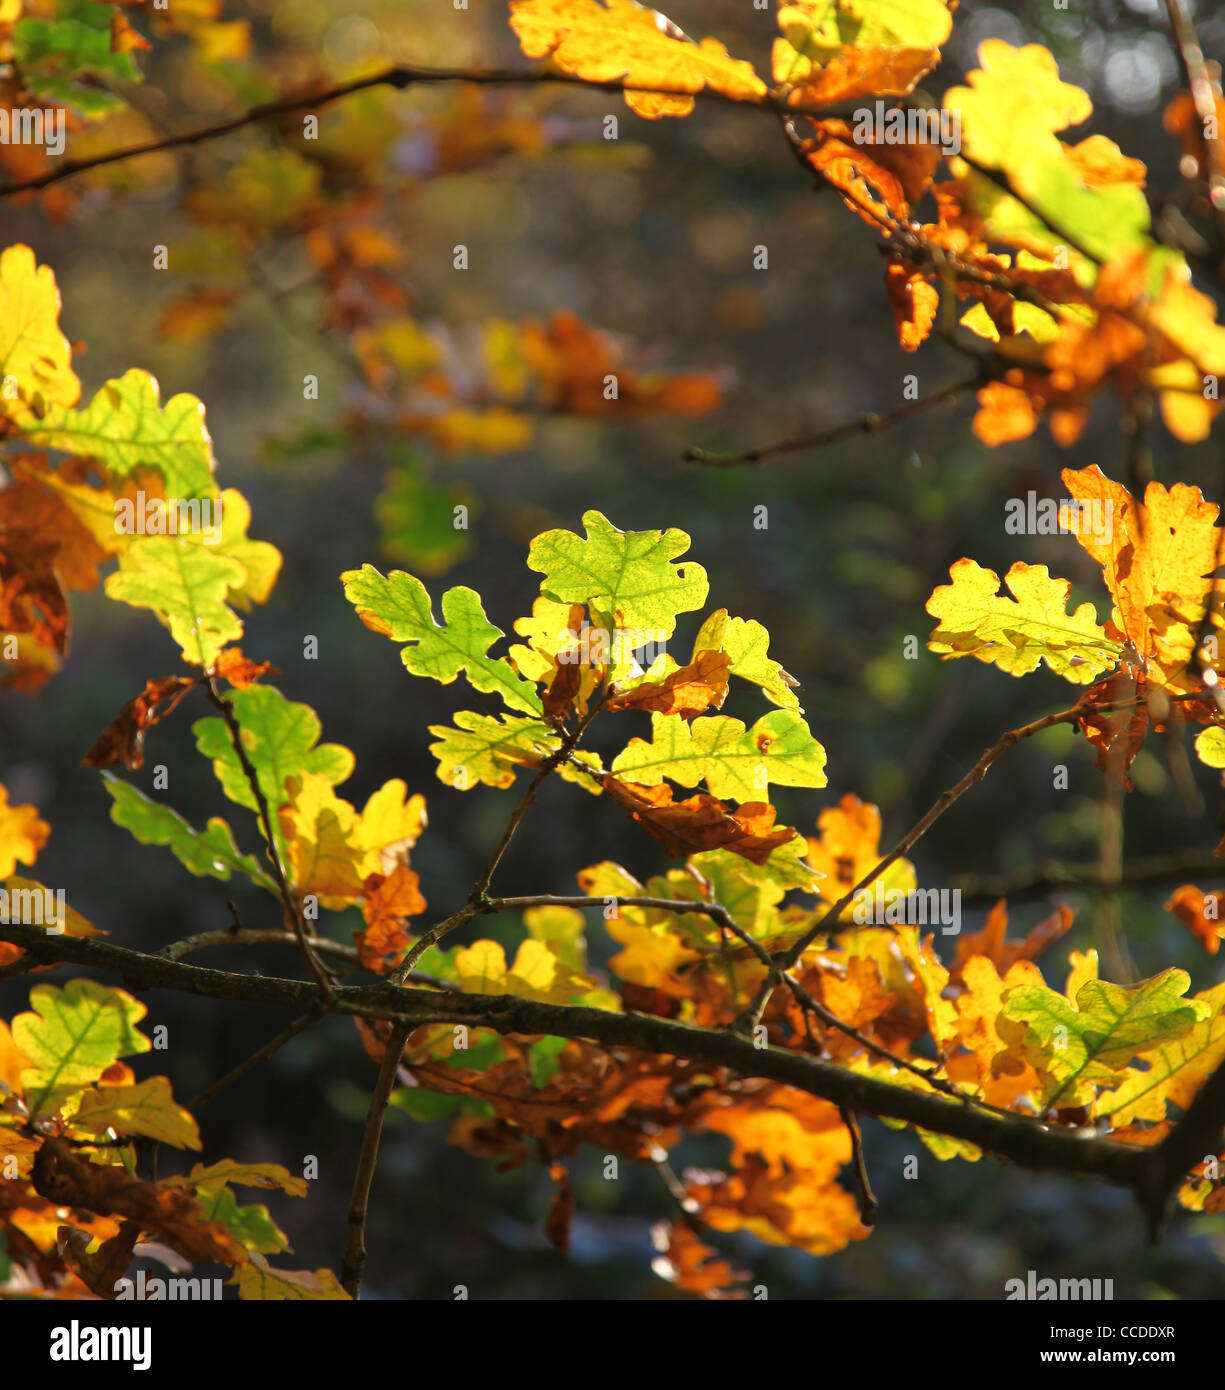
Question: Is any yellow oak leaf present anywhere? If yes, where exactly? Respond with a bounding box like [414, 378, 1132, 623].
[76, 1075, 202, 1149]
[509, 0, 766, 119]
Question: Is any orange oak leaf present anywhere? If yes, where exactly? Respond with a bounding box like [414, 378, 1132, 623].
[1165, 885, 1225, 955]
[0, 785, 50, 878]
[355, 866, 428, 972]
[212, 647, 276, 690]
[885, 260, 939, 352]
[784, 45, 942, 105]
[805, 793, 916, 910]
[1062, 465, 1221, 692]
[952, 899, 1073, 977]
[650, 1220, 748, 1298]
[681, 1154, 869, 1257]
[800, 118, 941, 225]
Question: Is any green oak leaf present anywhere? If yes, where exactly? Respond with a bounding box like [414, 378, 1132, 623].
[14, 14, 142, 121]
[526, 511, 708, 637]
[1097, 982, 1225, 1127]
[12, 980, 151, 1118]
[427, 712, 559, 790]
[192, 686, 354, 860]
[195, 1186, 291, 1256]
[104, 538, 246, 667]
[692, 609, 801, 710]
[610, 709, 828, 801]
[103, 775, 277, 894]
[1003, 968, 1209, 1108]
[25, 369, 217, 499]
[341, 565, 541, 715]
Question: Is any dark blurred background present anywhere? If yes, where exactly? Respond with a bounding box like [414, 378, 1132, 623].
[3, 0, 1225, 1297]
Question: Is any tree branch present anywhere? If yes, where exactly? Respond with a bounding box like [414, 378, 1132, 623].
[684, 371, 989, 467]
[340, 1019, 411, 1299]
[0, 64, 878, 202]
[951, 848, 1225, 904]
[0, 917, 1208, 1230]
[388, 702, 602, 983]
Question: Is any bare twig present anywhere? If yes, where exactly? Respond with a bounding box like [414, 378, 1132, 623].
[188, 1011, 320, 1109]
[839, 1106, 878, 1226]
[732, 692, 1167, 1034]
[684, 372, 988, 467]
[340, 1020, 412, 1299]
[0, 65, 892, 202]
[389, 704, 602, 984]
[952, 847, 1225, 903]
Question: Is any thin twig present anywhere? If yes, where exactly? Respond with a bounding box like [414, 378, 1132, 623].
[839, 1106, 878, 1226]
[389, 704, 602, 984]
[684, 372, 989, 467]
[952, 847, 1225, 903]
[340, 1020, 412, 1299]
[0, 65, 889, 202]
[204, 678, 334, 999]
[1, 917, 1215, 1229]
[188, 1011, 320, 1109]
[732, 692, 1162, 1034]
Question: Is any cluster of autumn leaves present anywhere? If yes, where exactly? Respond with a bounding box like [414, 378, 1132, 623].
[3, 0, 1225, 1299]
[509, 0, 1225, 451]
[2, 241, 1225, 1290]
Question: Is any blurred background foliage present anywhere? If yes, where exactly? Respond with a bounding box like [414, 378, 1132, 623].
[4, 0, 1225, 1297]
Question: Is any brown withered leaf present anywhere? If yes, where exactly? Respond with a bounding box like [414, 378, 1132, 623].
[82, 675, 200, 770]
[606, 649, 731, 717]
[543, 654, 583, 723]
[33, 1137, 247, 1267]
[601, 775, 797, 865]
[59, 1219, 140, 1300]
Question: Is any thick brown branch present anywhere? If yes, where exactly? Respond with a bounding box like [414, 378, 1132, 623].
[0, 919, 1185, 1219]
